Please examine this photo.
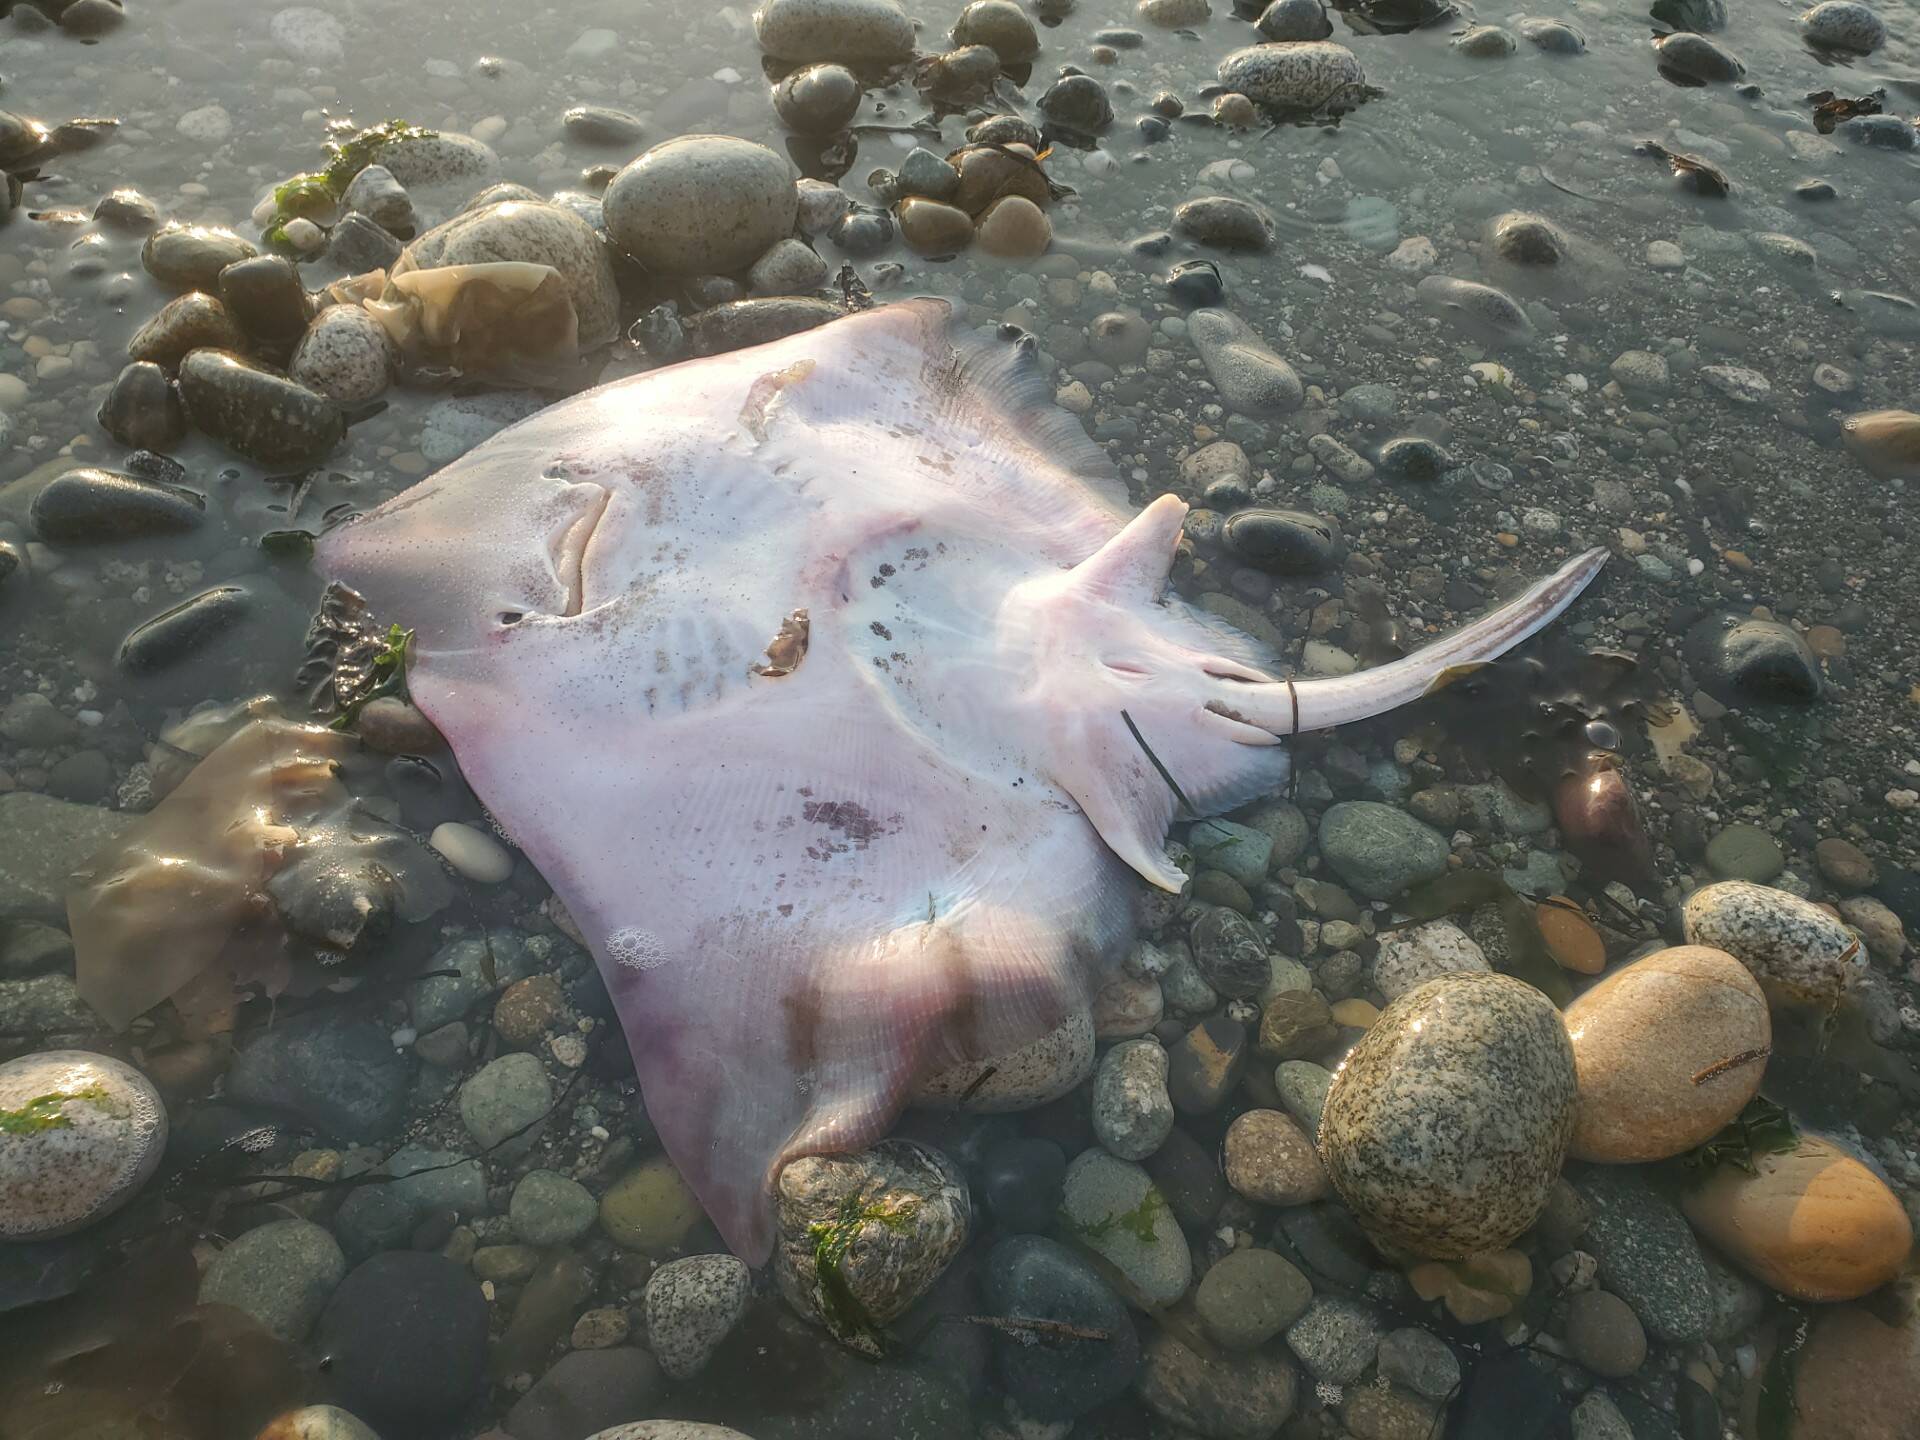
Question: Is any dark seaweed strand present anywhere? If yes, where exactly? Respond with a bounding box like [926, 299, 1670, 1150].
[1120, 709, 1195, 817]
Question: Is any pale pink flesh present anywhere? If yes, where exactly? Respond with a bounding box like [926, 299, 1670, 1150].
[317, 299, 1606, 1262]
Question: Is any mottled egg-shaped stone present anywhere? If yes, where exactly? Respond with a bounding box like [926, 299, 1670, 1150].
[773, 1139, 969, 1353]
[1319, 972, 1576, 1259]
[290, 304, 397, 404]
[1489, 210, 1569, 265]
[1452, 23, 1517, 56]
[1800, 0, 1886, 52]
[753, 0, 915, 64]
[1564, 946, 1769, 1163]
[1216, 42, 1366, 112]
[643, 1253, 751, 1379]
[0, 1049, 167, 1240]
[1681, 880, 1860, 1006]
[1654, 31, 1745, 81]
[1415, 274, 1534, 342]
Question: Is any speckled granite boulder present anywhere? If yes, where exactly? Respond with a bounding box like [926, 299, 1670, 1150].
[1216, 42, 1366, 112]
[1318, 972, 1576, 1258]
[772, 1139, 968, 1355]
[0, 1050, 166, 1240]
[643, 1253, 751, 1379]
[1681, 880, 1861, 1006]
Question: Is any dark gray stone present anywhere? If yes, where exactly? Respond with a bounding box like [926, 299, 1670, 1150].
[227, 1012, 413, 1141]
[982, 1235, 1138, 1419]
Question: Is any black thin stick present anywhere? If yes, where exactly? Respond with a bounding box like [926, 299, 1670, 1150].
[1120, 709, 1195, 816]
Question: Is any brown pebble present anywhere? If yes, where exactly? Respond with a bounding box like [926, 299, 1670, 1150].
[1536, 897, 1606, 974]
[1805, 624, 1846, 659]
[896, 197, 974, 256]
[1223, 1109, 1327, 1206]
[1565, 1289, 1647, 1377]
[973, 195, 1052, 258]
[1814, 836, 1876, 892]
[494, 976, 567, 1051]
[948, 142, 1049, 216]
[354, 695, 444, 755]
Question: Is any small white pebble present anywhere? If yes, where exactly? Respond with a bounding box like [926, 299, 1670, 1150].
[589, 1125, 611, 1142]
[430, 821, 515, 883]
[1887, 789, 1919, 812]
[281, 217, 324, 253]
[391, 1027, 417, 1047]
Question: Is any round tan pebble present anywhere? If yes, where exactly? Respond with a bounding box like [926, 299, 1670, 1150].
[1537, 897, 1606, 973]
[0, 1049, 167, 1240]
[1681, 1133, 1912, 1302]
[1213, 92, 1260, 127]
[1224, 1108, 1328, 1205]
[973, 196, 1052, 258]
[1565, 1289, 1646, 1377]
[896, 196, 974, 256]
[1329, 997, 1379, 1029]
[1563, 945, 1770, 1164]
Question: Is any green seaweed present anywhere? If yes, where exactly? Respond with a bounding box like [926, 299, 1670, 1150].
[1682, 1096, 1799, 1177]
[807, 1191, 918, 1354]
[0, 1082, 118, 1136]
[260, 119, 435, 251]
[1069, 1187, 1167, 1246]
[331, 623, 414, 731]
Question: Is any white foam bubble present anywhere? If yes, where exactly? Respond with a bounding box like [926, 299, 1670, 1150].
[607, 927, 669, 972]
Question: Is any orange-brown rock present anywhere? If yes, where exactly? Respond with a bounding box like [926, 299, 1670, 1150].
[949, 142, 1050, 216]
[1537, 898, 1605, 974]
[1790, 1305, 1920, 1440]
[973, 196, 1051, 258]
[1682, 1134, 1912, 1301]
[1564, 945, 1769, 1163]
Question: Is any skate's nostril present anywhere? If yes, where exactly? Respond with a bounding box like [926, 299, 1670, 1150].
[1104, 660, 1148, 677]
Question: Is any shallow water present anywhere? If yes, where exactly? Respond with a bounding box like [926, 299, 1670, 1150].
[2, 0, 1920, 1434]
